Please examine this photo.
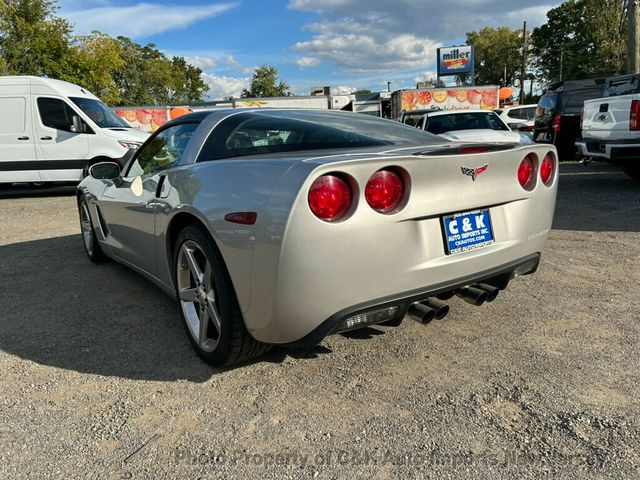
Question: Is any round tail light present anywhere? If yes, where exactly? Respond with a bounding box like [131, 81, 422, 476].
[308, 174, 352, 221]
[365, 168, 405, 213]
[540, 152, 555, 186]
[518, 155, 535, 190]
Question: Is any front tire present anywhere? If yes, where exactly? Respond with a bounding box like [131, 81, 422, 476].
[78, 196, 106, 263]
[173, 224, 270, 366]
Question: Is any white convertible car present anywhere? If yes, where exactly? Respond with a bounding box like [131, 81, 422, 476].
[77, 109, 558, 366]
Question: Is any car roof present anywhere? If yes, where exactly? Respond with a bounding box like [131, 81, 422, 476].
[426, 109, 496, 117]
[502, 104, 537, 110]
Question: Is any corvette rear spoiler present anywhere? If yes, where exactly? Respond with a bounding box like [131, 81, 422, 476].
[413, 143, 519, 156]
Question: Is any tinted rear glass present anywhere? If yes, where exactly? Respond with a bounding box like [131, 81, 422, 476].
[198, 111, 442, 160]
[604, 77, 640, 97]
[538, 93, 558, 114]
[561, 88, 604, 114]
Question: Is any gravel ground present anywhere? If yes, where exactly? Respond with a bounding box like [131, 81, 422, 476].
[0, 162, 638, 479]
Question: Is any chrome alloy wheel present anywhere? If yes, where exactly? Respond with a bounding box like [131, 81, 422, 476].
[80, 202, 95, 256]
[176, 240, 222, 352]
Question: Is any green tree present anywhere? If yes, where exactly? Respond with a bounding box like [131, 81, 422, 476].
[241, 65, 290, 97]
[464, 26, 523, 86]
[0, 0, 71, 77]
[59, 31, 124, 104]
[354, 88, 372, 94]
[113, 38, 208, 105]
[530, 0, 627, 82]
[170, 56, 209, 104]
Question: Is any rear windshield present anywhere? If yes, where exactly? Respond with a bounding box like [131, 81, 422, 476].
[425, 112, 509, 135]
[537, 93, 558, 115]
[561, 88, 604, 114]
[198, 110, 442, 160]
[604, 77, 640, 97]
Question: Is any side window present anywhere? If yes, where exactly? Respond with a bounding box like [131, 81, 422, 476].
[508, 108, 523, 120]
[37, 97, 77, 132]
[127, 123, 198, 177]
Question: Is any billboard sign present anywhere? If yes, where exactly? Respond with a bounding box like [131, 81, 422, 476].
[438, 45, 473, 76]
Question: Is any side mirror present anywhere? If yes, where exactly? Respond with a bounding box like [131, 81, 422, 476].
[89, 162, 121, 180]
[72, 115, 87, 134]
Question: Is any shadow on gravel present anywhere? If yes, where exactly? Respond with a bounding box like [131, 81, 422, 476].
[0, 234, 220, 381]
[553, 162, 640, 232]
[0, 183, 77, 199]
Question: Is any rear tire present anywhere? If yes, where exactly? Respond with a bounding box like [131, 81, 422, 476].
[78, 196, 107, 263]
[622, 162, 640, 180]
[173, 224, 271, 366]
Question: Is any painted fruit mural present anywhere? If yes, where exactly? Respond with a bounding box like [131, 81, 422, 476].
[114, 107, 193, 133]
[400, 88, 498, 112]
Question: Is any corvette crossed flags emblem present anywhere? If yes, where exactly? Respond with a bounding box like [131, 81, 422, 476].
[461, 164, 488, 181]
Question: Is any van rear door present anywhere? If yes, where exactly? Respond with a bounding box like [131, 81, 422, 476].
[0, 95, 39, 183]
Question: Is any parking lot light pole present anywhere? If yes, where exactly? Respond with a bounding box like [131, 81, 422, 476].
[520, 21, 527, 105]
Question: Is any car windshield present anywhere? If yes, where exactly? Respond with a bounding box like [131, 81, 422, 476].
[70, 97, 131, 128]
[199, 110, 443, 160]
[425, 112, 509, 135]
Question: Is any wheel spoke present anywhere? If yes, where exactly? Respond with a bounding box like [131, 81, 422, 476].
[183, 246, 203, 285]
[203, 262, 213, 293]
[199, 307, 209, 346]
[205, 299, 221, 335]
[179, 287, 197, 302]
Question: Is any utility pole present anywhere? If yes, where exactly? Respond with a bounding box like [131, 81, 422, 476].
[559, 48, 564, 81]
[520, 21, 527, 105]
[629, 1, 640, 74]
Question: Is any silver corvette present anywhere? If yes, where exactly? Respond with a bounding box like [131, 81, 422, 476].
[77, 109, 558, 366]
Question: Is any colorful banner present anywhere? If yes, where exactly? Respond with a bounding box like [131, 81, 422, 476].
[400, 88, 498, 111]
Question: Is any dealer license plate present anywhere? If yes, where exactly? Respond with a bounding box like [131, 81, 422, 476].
[442, 209, 494, 255]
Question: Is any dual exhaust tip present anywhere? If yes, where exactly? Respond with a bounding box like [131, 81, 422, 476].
[408, 298, 450, 324]
[455, 283, 499, 306]
[408, 283, 500, 324]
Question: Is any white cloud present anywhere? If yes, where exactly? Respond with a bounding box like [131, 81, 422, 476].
[183, 56, 218, 70]
[289, 0, 561, 75]
[62, 2, 238, 39]
[225, 55, 254, 74]
[296, 56, 320, 68]
[202, 73, 250, 100]
[332, 86, 356, 94]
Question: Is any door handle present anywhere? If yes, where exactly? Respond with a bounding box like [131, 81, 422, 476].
[17, 136, 29, 141]
[40, 136, 53, 140]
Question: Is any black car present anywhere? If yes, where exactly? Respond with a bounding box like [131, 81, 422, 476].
[533, 78, 606, 158]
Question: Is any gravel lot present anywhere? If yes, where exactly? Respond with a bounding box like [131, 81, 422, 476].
[0, 162, 638, 479]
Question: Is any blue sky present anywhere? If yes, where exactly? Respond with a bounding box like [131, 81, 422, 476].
[57, 0, 562, 99]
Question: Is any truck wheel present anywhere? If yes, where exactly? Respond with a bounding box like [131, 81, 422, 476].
[623, 162, 640, 180]
[173, 224, 271, 366]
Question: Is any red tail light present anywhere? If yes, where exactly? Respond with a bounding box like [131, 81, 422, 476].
[551, 115, 561, 132]
[518, 154, 535, 190]
[308, 174, 352, 221]
[540, 152, 555, 186]
[630, 100, 640, 131]
[365, 168, 405, 213]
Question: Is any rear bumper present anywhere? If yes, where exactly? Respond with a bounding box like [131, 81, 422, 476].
[281, 253, 541, 348]
[576, 138, 640, 162]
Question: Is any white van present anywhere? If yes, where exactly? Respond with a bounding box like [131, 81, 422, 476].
[0, 76, 150, 184]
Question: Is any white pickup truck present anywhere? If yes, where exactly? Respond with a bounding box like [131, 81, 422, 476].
[576, 74, 640, 179]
